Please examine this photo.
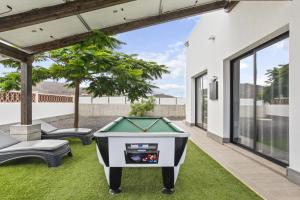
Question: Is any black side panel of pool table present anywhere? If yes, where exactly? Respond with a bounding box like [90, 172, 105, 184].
[174, 137, 188, 166]
[96, 137, 109, 166]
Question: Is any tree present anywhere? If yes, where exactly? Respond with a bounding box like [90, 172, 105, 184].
[49, 31, 168, 127]
[129, 97, 155, 117]
[0, 31, 169, 128]
[262, 64, 289, 103]
[0, 54, 51, 91]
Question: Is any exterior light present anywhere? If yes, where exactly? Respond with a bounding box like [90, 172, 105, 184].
[184, 41, 190, 47]
[208, 35, 216, 41]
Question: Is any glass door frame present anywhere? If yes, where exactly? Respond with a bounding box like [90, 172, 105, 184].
[230, 32, 289, 167]
[195, 71, 208, 131]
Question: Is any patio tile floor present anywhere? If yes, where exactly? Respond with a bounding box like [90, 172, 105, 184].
[175, 121, 300, 200]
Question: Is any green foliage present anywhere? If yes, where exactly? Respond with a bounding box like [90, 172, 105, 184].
[0, 53, 49, 70]
[0, 30, 168, 127]
[0, 72, 21, 91]
[48, 31, 169, 102]
[0, 59, 22, 69]
[129, 97, 155, 117]
[84, 51, 168, 101]
[0, 30, 168, 99]
[0, 66, 51, 92]
[0, 53, 50, 92]
[262, 64, 289, 103]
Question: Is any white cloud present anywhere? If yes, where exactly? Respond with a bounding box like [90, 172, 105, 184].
[240, 62, 250, 69]
[134, 41, 187, 97]
[138, 41, 186, 79]
[154, 83, 185, 97]
[275, 39, 289, 51]
[156, 83, 185, 90]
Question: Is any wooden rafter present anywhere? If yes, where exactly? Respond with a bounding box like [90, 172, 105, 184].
[26, 1, 227, 53]
[224, 1, 239, 13]
[0, 0, 136, 32]
[0, 42, 30, 62]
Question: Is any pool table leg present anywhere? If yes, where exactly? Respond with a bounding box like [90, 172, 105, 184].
[162, 167, 175, 194]
[109, 167, 123, 195]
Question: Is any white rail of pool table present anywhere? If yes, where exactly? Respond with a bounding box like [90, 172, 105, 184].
[94, 117, 189, 137]
[94, 132, 190, 137]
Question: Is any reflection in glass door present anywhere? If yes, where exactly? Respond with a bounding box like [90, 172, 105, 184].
[231, 34, 289, 165]
[195, 74, 208, 130]
[255, 38, 289, 164]
[232, 55, 255, 149]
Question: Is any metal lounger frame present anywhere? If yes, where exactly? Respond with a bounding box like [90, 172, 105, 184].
[42, 131, 93, 145]
[0, 144, 72, 167]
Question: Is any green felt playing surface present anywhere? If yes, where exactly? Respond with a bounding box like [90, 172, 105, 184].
[104, 117, 180, 132]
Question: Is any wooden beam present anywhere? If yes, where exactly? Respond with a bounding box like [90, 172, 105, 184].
[20, 57, 33, 125]
[224, 1, 239, 13]
[0, 42, 30, 62]
[26, 1, 227, 53]
[0, 0, 136, 32]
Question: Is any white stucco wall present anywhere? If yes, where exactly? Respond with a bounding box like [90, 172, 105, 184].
[0, 103, 74, 125]
[186, 1, 300, 174]
[289, 1, 300, 174]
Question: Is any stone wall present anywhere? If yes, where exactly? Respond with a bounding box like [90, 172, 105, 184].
[79, 104, 185, 119]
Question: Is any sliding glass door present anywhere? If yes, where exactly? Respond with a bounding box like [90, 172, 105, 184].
[232, 34, 289, 165]
[195, 74, 208, 130]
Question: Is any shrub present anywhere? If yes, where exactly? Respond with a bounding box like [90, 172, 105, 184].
[129, 97, 155, 117]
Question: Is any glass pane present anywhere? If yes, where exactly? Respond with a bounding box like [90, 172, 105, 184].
[196, 74, 208, 129]
[196, 77, 203, 126]
[256, 37, 289, 164]
[202, 75, 208, 129]
[233, 55, 255, 148]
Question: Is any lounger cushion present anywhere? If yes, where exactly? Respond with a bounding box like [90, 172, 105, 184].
[49, 128, 92, 135]
[0, 140, 68, 153]
[0, 133, 20, 150]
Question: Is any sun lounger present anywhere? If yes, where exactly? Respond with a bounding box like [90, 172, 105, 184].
[35, 120, 93, 145]
[0, 132, 71, 167]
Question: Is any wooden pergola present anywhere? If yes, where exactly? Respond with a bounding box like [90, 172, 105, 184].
[0, 0, 239, 125]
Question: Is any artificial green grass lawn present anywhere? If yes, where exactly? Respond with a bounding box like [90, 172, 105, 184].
[0, 140, 261, 200]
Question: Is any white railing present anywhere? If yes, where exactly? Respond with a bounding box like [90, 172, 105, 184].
[79, 96, 186, 105]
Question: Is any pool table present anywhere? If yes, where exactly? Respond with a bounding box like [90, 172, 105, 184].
[94, 117, 190, 194]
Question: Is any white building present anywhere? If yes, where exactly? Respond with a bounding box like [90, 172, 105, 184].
[186, 1, 300, 185]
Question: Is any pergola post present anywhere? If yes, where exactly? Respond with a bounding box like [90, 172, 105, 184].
[20, 56, 33, 125]
[10, 56, 41, 141]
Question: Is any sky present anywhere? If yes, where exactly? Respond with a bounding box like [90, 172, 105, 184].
[0, 16, 200, 97]
[240, 37, 289, 86]
[115, 16, 200, 97]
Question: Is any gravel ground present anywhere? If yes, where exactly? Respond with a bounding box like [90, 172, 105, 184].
[0, 116, 184, 134]
[49, 116, 118, 131]
[49, 116, 184, 131]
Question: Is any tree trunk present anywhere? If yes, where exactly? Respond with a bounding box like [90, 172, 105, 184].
[74, 80, 80, 128]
